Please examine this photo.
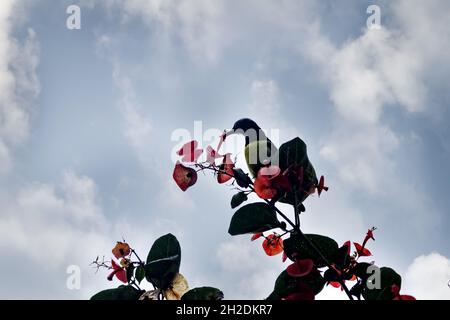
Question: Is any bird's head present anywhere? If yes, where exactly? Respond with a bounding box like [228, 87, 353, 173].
[224, 118, 266, 144]
[231, 118, 260, 133]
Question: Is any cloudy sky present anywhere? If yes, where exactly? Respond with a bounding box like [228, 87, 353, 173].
[0, 0, 449, 299]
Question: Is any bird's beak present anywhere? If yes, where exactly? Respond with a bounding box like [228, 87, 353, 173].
[222, 129, 234, 140]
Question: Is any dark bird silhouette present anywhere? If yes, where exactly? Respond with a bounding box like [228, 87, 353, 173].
[226, 118, 320, 210]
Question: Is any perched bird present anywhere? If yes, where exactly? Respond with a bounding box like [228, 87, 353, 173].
[225, 118, 319, 209]
[225, 118, 278, 177]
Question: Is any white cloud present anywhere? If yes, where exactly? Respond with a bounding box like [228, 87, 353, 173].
[403, 253, 450, 300]
[0, 170, 155, 298]
[0, 0, 40, 174]
[113, 66, 152, 162]
[87, 0, 228, 63]
[325, 28, 425, 125]
[249, 80, 280, 119]
[0, 171, 108, 265]
[95, 35, 153, 167]
[299, 2, 450, 196]
[319, 124, 399, 194]
[216, 237, 284, 299]
[247, 79, 300, 144]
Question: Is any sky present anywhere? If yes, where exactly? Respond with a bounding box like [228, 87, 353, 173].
[0, 0, 449, 299]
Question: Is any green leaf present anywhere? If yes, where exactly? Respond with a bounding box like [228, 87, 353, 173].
[146, 233, 181, 264]
[228, 203, 281, 236]
[232, 168, 252, 188]
[267, 270, 325, 300]
[90, 285, 144, 300]
[181, 287, 224, 301]
[231, 192, 248, 209]
[145, 233, 181, 289]
[126, 263, 135, 283]
[273, 137, 318, 205]
[352, 262, 372, 281]
[276, 137, 308, 169]
[362, 267, 401, 300]
[135, 265, 145, 284]
[283, 233, 339, 268]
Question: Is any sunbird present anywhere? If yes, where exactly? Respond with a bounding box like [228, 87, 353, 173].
[225, 118, 277, 178]
[225, 118, 321, 209]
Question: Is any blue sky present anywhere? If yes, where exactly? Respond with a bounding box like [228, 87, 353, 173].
[0, 0, 449, 299]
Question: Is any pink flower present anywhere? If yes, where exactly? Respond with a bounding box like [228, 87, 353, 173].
[173, 161, 198, 191]
[217, 154, 235, 184]
[354, 242, 372, 257]
[107, 260, 127, 283]
[317, 175, 329, 197]
[251, 233, 263, 241]
[391, 284, 416, 300]
[205, 145, 223, 164]
[177, 140, 203, 163]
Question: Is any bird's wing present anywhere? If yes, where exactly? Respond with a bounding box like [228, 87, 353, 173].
[244, 139, 278, 177]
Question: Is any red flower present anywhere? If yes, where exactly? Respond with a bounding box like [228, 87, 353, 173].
[254, 175, 277, 199]
[205, 145, 222, 164]
[354, 242, 372, 257]
[317, 175, 329, 197]
[107, 260, 127, 283]
[366, 229, 375, 241]
[391, 285, 416, 300]
[173, 161, 198, 191]
[251, 233, 263, 241]
[343, 241, 351, 255]
[329, 281, 342, 289]
[177, 140, 203, 163]
[286, 259, 314, 278]
[262, 234, 284, 256]
[362, 227, 377, 247]
[217, 154, 235, 184]
[112, 242, 131, 259]
[254, 165, 291, 200]
[258, 165, 281, 178]
[282, 252, 288, 263]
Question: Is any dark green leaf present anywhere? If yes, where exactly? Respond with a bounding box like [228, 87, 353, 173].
[362, 267, 401, 300]
[350, 281, 365, 300]
[323, 268, 340, 282]
[126, 264, 135, 283]
[90, 285, 144, 300]
[135, 265, 145, 284]
[231, 192, 248, 209]
[333, 243, 351, 269]
[273, 138, 318, 205]
[228, 203, 281, 236]
[232, 168, 252, 188]
[275, 137, 307, 170]
[145, 233, 181, 289]
[283, 233, 339, 268]
[181, 287, 224, 301]
[267, 270, 325, 300]
[352, 262, 372, 281]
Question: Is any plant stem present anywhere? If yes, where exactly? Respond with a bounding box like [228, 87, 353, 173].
[131, 249, 144, 265]
[197, 162, 354, 300]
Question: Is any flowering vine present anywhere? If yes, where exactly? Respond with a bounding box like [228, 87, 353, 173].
[91, 120, 415, 301]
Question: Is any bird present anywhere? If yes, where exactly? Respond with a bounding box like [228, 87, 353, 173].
[225, 118, 318, 209]
[225, 118, 278, 178]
